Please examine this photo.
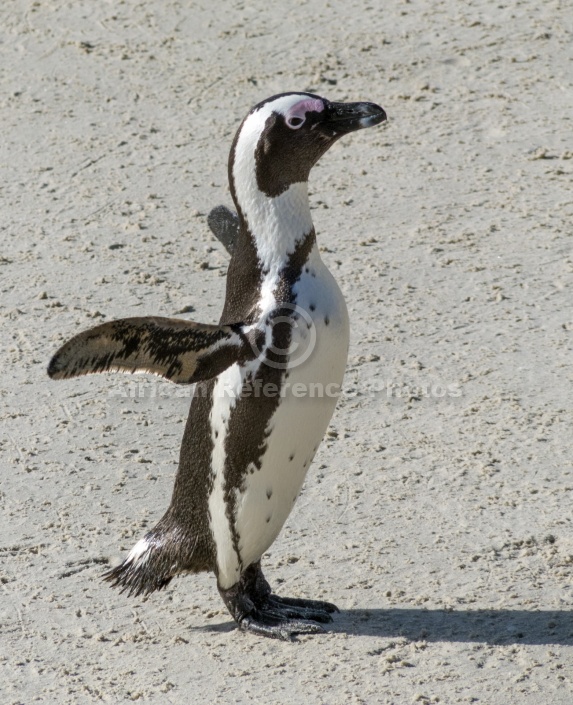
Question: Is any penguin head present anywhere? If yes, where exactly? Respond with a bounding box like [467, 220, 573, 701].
[230, 92, 386, 199]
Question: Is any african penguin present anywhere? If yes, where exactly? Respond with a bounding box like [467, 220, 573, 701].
[48, 92, 386, 640]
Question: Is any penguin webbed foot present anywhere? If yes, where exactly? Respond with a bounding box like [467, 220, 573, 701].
[267, 593, 339, 616]
[225, 594, 330, 641]
[219, 562, 337, 640]
[238, 611, 327, 640]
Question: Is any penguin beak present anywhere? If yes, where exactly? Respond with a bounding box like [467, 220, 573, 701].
[321, 101, 387, 134]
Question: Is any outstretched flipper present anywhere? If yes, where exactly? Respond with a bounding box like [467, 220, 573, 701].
[207, 205, 239, 255]
[48, 316, 257, 384]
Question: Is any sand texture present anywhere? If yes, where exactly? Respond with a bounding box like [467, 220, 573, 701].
[1, 0, 573, 703]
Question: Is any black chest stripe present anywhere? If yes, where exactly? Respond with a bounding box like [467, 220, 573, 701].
[221, 231, 315, 564]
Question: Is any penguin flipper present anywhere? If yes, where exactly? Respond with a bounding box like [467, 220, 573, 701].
[47, 316, 256, 384]
[207, 205, 239, 255]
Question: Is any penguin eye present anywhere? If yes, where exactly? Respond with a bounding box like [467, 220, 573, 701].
[286, 116, 305, 130]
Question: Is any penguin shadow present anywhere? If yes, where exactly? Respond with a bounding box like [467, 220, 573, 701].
[331, 607, 573, 646]
[198, 608, 573, 645]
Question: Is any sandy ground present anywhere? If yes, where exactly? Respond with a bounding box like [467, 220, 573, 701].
[2, 0, 573, 703]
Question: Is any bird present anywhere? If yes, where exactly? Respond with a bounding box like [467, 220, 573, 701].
[48, 92, 386, 639]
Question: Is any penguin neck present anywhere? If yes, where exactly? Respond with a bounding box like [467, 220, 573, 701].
[221, 180, 318, 323]
[234, 180, 315, 275]
[229, 118, 316, 274]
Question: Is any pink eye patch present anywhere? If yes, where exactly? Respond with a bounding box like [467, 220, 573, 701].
[284, 98, 325, 123]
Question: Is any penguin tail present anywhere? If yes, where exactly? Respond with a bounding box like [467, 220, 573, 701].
[103, 535, 173, 597]
[103, 528, 202, 598]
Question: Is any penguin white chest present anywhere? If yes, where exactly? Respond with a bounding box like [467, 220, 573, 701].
[232, 260, 349, 575]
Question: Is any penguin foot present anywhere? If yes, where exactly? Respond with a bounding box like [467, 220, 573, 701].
[218, 561, 337, 640]
[264, 594, 336, 623]
[238, 611, 326, 640]
[268, 594, 339, 614]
